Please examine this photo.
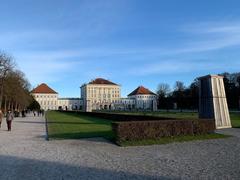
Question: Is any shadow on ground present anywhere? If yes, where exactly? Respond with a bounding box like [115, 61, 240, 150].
[0, 155, 172, 180]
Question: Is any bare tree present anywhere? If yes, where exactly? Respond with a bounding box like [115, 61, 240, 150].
[156, 83, 171, 111]
[173, 81, 186, 112]
[0, 52, 15, 108]
[174, 81, 185, 92]
[0, 51, 33, 113]
[3, 70, 32, 112]
[156, 83, 171, 98]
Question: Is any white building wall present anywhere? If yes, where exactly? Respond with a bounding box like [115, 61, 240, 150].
[32, 93, 58, 110]
[81, 84, 121, 111]
[32, 93, 82, 111]
[128, 94, 157, 110]
[112, 98, 136, 110]
[57, 98, 81, 110]
[80, 83, 158, 111]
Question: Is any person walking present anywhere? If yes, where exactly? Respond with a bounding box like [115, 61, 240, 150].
[6, 110, 14, 131]
[0, 110, 3, 128]
[21, 110, 25, 118]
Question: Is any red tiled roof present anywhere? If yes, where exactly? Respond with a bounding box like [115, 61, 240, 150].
[89, 78, 118, 85]
[31, 83, 58, 94]
[128, 86, 156, 96]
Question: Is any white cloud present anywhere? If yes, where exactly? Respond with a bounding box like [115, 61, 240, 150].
[183, 21, 240, 34]
[15, 51, 83, 86]
[3, 20, 240, 84]
[128, 59, 240, 76]
[179, 21, 240, 52]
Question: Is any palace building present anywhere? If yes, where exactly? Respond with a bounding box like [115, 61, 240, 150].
[57, 98, 81, 111]
[127, 86, 157, 111]
[81, 78, 157, 112]
[32, 78, 157, 112]
[31, 83, 59, 110]
[80, 78, 121, 111]
[31, 83, 81, 111]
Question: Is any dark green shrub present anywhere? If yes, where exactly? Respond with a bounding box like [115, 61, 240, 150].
[113, 119, 215, 144]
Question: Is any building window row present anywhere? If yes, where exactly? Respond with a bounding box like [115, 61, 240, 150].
[36, 95, 57, 98]
[40, 101, 57, 106]
[136, 95, 155, 99]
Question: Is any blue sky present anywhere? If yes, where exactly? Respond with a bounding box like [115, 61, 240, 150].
[1, 0, 240, 97]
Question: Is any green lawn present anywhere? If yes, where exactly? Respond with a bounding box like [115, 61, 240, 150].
[46, 110, 236, 145]
[104, 111, 240, 128]
[159, 112, 240, 128]
[230, 112, 240, 128]
[128, 111, 198, 119]
[97, 110, 198, 119]
[46, 111, 114, 140]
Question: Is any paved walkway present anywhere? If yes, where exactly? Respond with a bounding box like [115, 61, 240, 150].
[0, 116, 240, 180]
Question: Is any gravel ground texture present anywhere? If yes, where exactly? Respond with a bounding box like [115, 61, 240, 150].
[0, 115, 239, 180]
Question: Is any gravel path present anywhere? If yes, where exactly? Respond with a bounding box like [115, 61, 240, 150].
[0, 116, 239, 180]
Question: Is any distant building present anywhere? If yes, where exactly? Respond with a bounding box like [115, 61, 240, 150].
[112, 98, 135, 110]
[32, 80, 157, 112]
[58, 98, 81, 111]
[127, 86, 157, 111]
[80, 78, 157, 112]
[31, 83, 58, 110]
[31, 83, 81, 111]
[80, 78, 121, 111]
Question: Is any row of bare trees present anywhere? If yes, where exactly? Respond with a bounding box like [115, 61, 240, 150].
[0, 51, 34, 113]
[156, 81, 199, 111]
[156, 73, 240, 111]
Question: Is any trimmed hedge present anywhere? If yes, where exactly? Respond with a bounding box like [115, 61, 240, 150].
[112, 119, 215, 144]
[58, 111, 215, 144]
[59, 110, 174, 121]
